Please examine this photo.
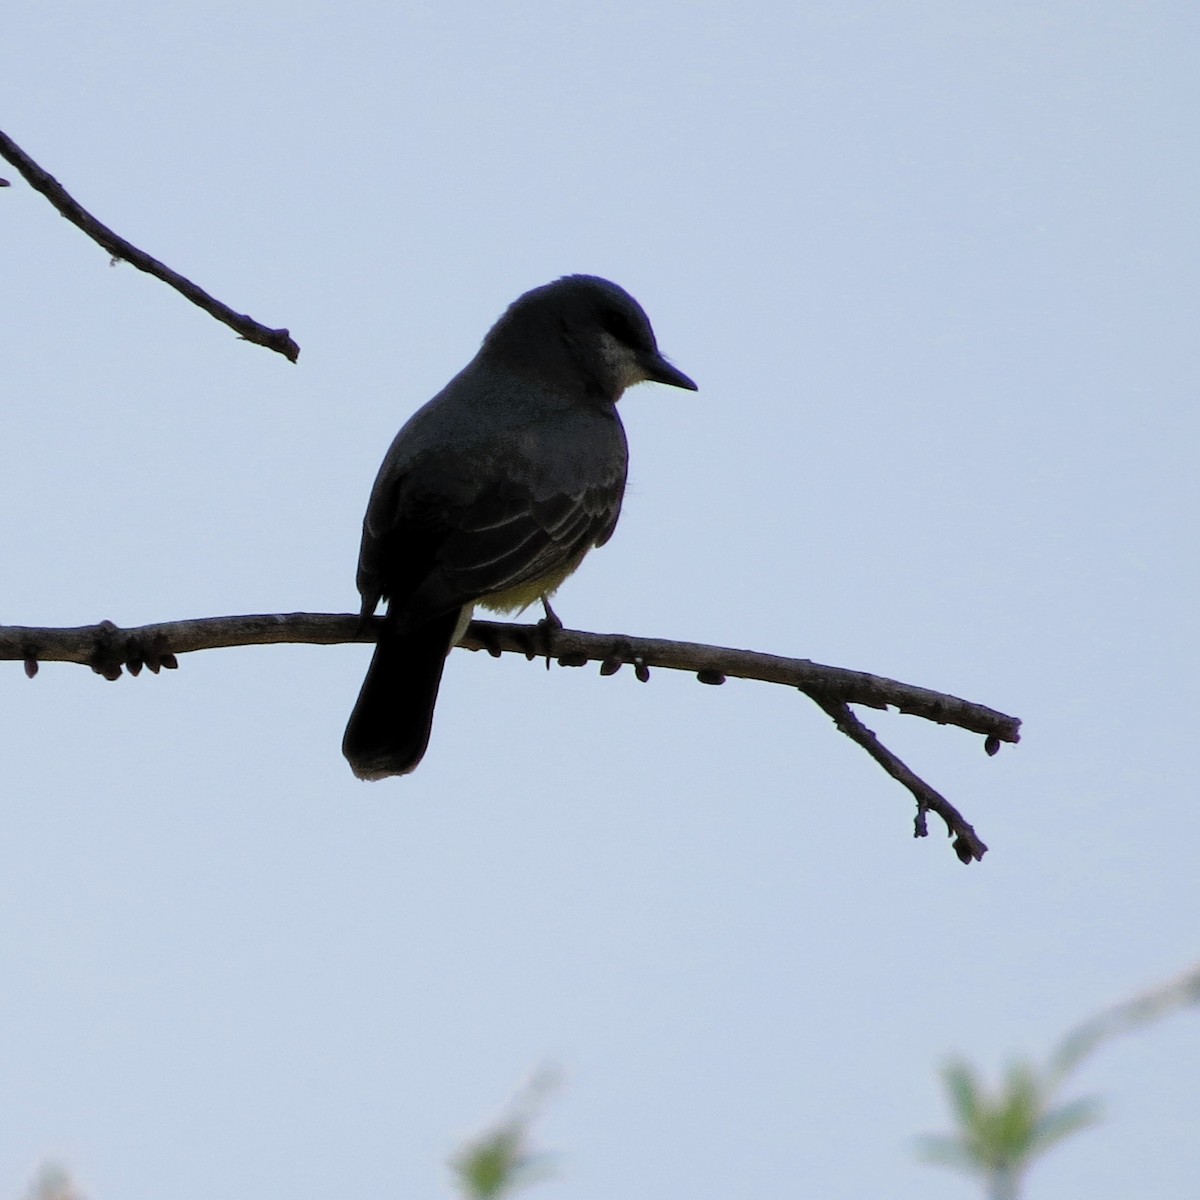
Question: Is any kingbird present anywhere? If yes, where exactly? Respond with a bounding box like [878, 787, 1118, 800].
[342, 275, 696, 779]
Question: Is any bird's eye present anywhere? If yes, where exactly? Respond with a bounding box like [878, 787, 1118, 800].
[600, 309, 645, 350]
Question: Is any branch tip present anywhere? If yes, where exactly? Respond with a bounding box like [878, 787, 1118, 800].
[810, 694, 988, 864]
[0, 128, 299, 361]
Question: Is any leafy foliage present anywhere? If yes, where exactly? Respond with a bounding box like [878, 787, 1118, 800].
[450, 1071, 559, 1199]
[919, 961, 1200, 1198]
[917, 1058, 1100, 1199]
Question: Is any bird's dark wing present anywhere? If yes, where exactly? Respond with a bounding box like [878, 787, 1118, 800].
[357, 462, 624, 627]
[433, 479, 623, 600]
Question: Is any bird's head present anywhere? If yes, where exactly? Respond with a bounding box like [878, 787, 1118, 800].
[483, 274, 697, 402]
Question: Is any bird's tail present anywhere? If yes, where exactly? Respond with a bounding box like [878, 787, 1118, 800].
[342, 609, 462, 779]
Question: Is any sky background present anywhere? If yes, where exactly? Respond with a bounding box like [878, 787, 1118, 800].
[3, 3, 1198, 1198]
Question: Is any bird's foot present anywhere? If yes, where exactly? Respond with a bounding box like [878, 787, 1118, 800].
[539, 596, 563, 630]
[533, 596, 563, 668]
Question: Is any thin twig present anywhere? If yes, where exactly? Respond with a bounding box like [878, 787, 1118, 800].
[1, 612, 1017, 863]
[0, 129, 298, 362]
[809, 694, 988, 863]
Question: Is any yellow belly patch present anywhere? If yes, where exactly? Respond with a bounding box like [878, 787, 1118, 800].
[479, 555, 586, 615]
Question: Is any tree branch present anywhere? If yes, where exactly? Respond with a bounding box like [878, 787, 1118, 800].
[1, 613, 1017, 863]
[0, 128, 299, 362]
[808, 695, 988, 864]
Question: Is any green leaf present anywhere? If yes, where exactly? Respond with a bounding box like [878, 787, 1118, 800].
[943, 1059, 983, 1126]
[1030, 1097, 1103, 1156]
[450, 1071, 560, 1199]
[451, 1120, 553, 1199]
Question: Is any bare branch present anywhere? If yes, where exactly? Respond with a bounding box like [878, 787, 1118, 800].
[461, 622, 1020, 746]
[808, 695, 988, 862]
[0, 128, 299, 362]
[1, 612, 1018, 863]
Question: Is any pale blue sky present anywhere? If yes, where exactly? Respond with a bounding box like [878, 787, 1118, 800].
[3, 3, 1198, 1198]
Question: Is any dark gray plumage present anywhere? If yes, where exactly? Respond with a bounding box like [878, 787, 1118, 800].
[342, 275, 696, 779]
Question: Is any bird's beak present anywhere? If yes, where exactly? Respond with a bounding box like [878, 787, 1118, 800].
[643, 353, 698, 391]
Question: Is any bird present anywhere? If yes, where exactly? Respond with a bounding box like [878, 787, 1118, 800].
[341, 274, 697, 779]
